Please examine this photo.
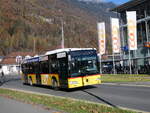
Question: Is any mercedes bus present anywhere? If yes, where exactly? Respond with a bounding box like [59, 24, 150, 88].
[21, 48, 101, 89]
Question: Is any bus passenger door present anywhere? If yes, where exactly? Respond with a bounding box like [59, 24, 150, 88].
[58, 58, 68, 87]
[35, 62, 41, 85]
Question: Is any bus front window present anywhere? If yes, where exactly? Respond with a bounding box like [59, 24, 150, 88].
[70, 56, 99, 77]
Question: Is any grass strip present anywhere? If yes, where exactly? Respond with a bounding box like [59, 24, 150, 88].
[0, 88, 136, 113]
[102, 74, 150, 83]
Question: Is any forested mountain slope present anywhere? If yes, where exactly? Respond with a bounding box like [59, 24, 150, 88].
[0, 0, 116, 55]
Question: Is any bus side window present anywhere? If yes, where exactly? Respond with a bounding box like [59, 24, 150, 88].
[34, 62, 39, 74]
[29, 63, 34, 74]
[22, 64, 26, 73]
[50, 60, 58, 74]
[26, 64, 30, 74]
[40, 61, 49, 74]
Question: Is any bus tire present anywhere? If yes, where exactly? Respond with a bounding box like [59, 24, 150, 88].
[29, 77, 33, 86]
[52, 78, 59, 90]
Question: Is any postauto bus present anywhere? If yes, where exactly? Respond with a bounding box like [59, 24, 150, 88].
[21, 48, 101, 89]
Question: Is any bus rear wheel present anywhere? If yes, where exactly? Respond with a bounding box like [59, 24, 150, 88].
[52, 79, 58, 90]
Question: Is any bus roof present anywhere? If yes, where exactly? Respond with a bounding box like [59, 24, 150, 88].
[45, 48, 96, 55]
[22, 48, 96, 64]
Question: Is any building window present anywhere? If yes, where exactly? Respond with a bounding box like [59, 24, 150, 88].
[146, 1, 150, 16]
[120, 12, 126, 25]
[137, 22, 147, 45]
[123, 27, 128, 46]
[148, 20, 150, 41]
[137, 8, 145, 20]
[147, 10, 150, 16]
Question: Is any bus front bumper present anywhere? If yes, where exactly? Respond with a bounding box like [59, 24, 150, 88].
[68, 74, 101, 88]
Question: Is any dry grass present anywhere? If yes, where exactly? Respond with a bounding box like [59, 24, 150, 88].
[102, 74, 150, 83]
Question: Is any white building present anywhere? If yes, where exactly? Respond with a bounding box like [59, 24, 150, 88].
[1, 52, 35, 76]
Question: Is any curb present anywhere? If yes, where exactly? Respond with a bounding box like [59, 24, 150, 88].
[0, 87, 149, 113]
[102, 83, 150, 88]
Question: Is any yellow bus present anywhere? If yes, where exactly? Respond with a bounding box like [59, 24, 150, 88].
[21, 48, 101, 89]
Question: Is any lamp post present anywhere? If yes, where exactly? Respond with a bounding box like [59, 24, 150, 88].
[61, 18, 64, 49]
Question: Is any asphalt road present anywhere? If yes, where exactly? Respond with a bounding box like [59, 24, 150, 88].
[1, 77, 150, 112]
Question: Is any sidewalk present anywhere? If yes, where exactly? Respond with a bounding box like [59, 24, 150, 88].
[0, 96, 61, 113]
[102, 82, 150, 87]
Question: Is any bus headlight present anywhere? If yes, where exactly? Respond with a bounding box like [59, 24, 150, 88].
[69, 81, 78, 85]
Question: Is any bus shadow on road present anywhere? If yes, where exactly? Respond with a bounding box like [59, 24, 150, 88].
[60, 86, 98, 92]
[28, 84, 97, 92]
[82, 90, 118, 108]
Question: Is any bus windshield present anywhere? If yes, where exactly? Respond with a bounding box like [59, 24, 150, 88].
[69, 50, 99, 77]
